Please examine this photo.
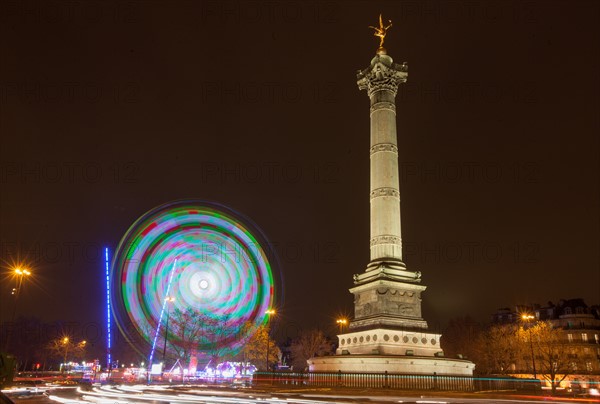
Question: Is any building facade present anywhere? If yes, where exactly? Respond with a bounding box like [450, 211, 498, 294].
[492, 298, 600, 389]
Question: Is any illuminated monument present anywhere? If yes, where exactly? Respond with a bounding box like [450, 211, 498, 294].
[309, 16, 474, 376]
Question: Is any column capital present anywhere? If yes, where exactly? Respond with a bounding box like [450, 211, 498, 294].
[357, 54, 408, 97]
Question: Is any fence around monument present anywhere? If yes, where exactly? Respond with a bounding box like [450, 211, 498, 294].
[253, 371, 540, 392]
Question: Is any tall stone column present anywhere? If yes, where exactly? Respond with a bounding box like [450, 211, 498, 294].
[357, 49, 408, 271]
[349, 49, 425, 333]
[309, 30, 475, 378]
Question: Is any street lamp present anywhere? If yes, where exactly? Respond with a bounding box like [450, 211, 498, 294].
[265, 309, 276, 372]
[4, 266, 31, 351]
[521, 314, 537, 379]
[62, 337, 70, 373]
[10, 267, 32, 321]
[162, 297, 175, 364]
[336, 318, 348, 334]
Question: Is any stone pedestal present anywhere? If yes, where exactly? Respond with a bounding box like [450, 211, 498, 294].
[350, 274, 427, 331]
[336, 328, 441, 356]
[308, 355, 475, 376]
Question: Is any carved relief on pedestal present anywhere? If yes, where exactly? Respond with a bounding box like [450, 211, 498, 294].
[382, 301, 394, 314]
[398, 304, 414, 316]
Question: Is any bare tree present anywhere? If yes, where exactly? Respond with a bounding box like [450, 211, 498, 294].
[475, 323, 524, 375]
[166, 309, 238, 369]
[290, 329, 331, 372]
[167, 308, 205, 364]
[46, 336, 87, 371]
[200, 314, 236, 367]
[522, 321, 574, 395]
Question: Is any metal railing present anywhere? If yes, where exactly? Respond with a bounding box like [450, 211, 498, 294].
[253, 371, 540, 392]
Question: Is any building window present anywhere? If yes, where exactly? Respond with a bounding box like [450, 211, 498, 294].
[576, 306, 584, 314]
[595, 334, 599, 344]
[568, 334, 574, 342]
[582, 333, 588, 342]
[564, 307, 572, 314]
[586, 362, 593, 372]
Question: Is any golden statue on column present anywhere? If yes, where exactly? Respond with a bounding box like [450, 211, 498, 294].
[369, 14, 392, 53]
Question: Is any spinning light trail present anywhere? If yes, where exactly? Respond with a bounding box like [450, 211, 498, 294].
[111, 200, 276, 360]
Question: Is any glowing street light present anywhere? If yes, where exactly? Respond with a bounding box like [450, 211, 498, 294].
[4, 266, 32, 350]
[59, 337, 86, 373]
[11, 266, 32, 315]
[521, 313, 537, 379]
[62, 337, 70, 371]
[336, 318, 348, 333]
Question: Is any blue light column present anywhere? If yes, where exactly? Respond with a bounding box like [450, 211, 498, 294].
[105, 247, 112, 371]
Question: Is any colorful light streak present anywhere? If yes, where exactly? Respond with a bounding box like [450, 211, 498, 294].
[111, 200, 276, 359]
[105, 247, 111, 370]
[148, 259, 177, 368]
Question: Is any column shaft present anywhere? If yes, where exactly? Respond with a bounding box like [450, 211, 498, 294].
[369, 92, 402, 262]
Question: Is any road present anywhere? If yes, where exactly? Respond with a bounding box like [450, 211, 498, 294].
[4, 384, 597, 404]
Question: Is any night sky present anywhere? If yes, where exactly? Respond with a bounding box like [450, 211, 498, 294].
[1, 1, 598, 355]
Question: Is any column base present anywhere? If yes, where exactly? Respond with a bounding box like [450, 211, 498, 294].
[356, 258, 421, 284]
